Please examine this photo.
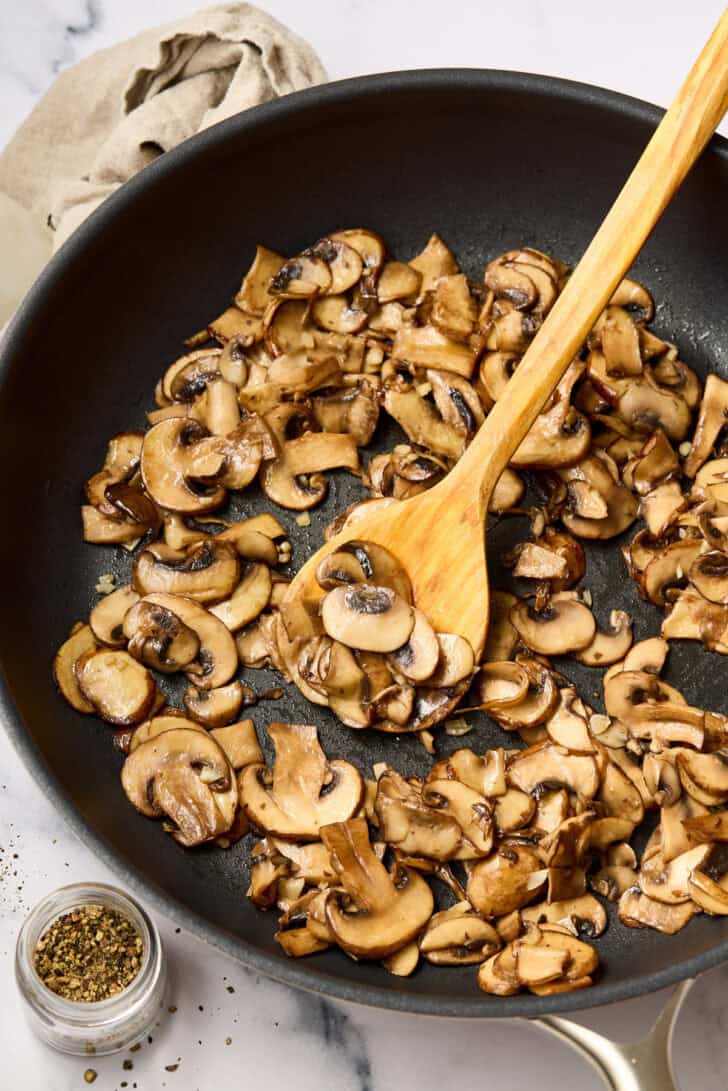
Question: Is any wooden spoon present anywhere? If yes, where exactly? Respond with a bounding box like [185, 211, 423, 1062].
[282, 12, 728, 660]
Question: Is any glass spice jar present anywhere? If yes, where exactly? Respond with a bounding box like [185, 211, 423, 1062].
[15, 882, 166, 1055]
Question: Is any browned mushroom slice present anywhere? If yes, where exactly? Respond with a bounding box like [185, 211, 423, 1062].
[598, 761, 645, 824]
[308, 237, 364, 295]
[123, 600, 200, 674]
[121, 727, 237, 846]
[609, 276, 654, 321]
[392, 324, 477, 379]
[376, 261, 421, 303]
[603, 667, 684, 721]
[511, 387, 591, 469]
[641, 538, 703, 605]
[489, 468, 525, 512]
[683, 811, 728, 843]
[321, 584, 414, 653]
[408, 232, 459, 293]
[141, 592, 238, 689]
[419, 903, 500, 965]
[423, 779, 494, 857]
[597, 305, 644, 377]
[627, 701, 725, 751]
[208, 562, 272, 632]
[321, 817, 434, 959]
[53, 624, 100, 713]
[688, 550, 728, 606]
[507, 542, 568, 582]
[495, 789, 537, 834]
[683, 374, 728, 477]
[508, 743, 600, 799]
[282, 432, 360, 477]
[427, 369, 484, 439]
[85, 431, 146, 514]
[383, 385, 464, 459]
[88, 586, 140, 648]
[75, 648, 155, 726]
[81, 506, 148, 545]
[662, 588, 728, 652]
[299, 637, 370, 729]
[311, 295, 368, 336]
[686, 844, 728, 914]
[270, 253, 332, 298]
[427, 633, 475, 687]
[183, 680, 245, 727]
[387, 609, 439, 683]
[129, 713, 205, 752]
[233, 245, 285, 315]
[510, 592, 596, 656]
[374, 771, 462, 860]
[544, 688, 593, 752]
[430, 274, 477, 342]
[483, 591, 519, 662]
[676, 750, 728, 805]
[132, 540, 240, 605]
[311, 383, 379, 446]
[618, 887, 697, 934]
[622, 430, 679, 494]
[575, 610, 633, 666]
[527, 924, 599, 987]
[467, 845, 546, 918]
[210, 719, 262, 770]
[477, 943, 522, 996]
[208, 307, 263, 345]
[487, 657, 559, 730]
[141, 418, 226, 514]
[476, 661, 529, 711]
[522, 894, 607, 939]
[639, 844, 710, 905]
[639, 482, 685, 538]
[239, 723, 363, 840]
[616, 373, 692, 441]
[558, 454, 638, 539]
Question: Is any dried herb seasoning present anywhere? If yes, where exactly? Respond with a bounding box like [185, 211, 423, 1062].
[34, 903, 143, 1002]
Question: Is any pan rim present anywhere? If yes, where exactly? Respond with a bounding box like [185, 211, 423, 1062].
[1, 67, 727, 1018]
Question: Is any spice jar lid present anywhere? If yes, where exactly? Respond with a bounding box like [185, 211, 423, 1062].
[15, 882, 166, 1056]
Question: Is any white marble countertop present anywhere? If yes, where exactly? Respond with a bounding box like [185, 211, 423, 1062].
[1, 1, 728, 1088]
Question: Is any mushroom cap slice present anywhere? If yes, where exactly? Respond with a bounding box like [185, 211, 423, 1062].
[427, 633, 476, 687]
[239, 723, 363, 840]
[89, 585, 140, 648]
[618, 887, 696, 934]
[141, 418, 226, 513]
[487, 657, 559, 730]
[510, 592, 596, 656]
[321, 817, 434, 959]
[270, 253, 332, 298]
[321, 584, 414, 653]
[689, 550, 728, 605]
[521, 894, 607, 939]
[141, 592, 238, 689]
[121, 727, 237, 846]
[419, 903, 500, 965]
[387, 608, 440, 682]
[423, 779, 494, 857]
[53, 624, 99, 713]
[183, 680, 245, 727]
[209, 562, 272, 632]
[575, 610, 633, 666]
[129, 713, 205, 751]
[467, 844, 546, 918]
[374, 771, 462, 860]
[315, 540, 412, 603]
[507, 742, 600, 799]
[123, 600, 201, 674]
[76, 648, 155, 726]
[132, 540, 240, 604]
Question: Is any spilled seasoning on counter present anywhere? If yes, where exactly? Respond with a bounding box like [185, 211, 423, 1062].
[34, 903, 143, 1001]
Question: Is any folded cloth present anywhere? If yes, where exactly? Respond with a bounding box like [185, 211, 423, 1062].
[0, 2, 326, 251]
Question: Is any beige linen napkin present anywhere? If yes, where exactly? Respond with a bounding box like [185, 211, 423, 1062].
[0, 2, 325, 323]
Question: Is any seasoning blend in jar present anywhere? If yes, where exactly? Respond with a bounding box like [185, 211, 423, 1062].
[15, 883, 166, 1055]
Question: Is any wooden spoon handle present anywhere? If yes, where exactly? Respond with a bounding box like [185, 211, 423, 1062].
[454, 7, 728, 505]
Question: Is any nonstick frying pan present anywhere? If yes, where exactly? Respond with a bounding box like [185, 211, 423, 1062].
[2, 72, 728, 1038]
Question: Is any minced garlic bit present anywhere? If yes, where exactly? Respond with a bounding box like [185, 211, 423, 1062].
[416, 382, 432, 397]
[679, 441, 692, 457]
[295, 512, 311, 527]
[94, 573, 117, 595]
[445, 718, 472, 737]
[581, 589, 593, 607]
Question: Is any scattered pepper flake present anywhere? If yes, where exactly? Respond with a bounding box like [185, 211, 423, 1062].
[83, 1071, 97, 1084]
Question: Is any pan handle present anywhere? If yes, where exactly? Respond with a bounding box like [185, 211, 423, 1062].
[527, 978, 694, 1091]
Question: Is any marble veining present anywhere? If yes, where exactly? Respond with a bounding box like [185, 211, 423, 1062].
[2, 2, 728, 1088]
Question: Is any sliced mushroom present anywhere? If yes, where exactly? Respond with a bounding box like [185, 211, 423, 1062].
[122, 600, 200, 674]
[377, 261, 421, 303]
[427, 633, 475, 687]
[521, 894, 607, 939]
[676, 749, 728, 805]
[545, 688, 593, 752]
[53, 624, 100, 713]
[140, 592, 238, 689]
[409, 232, 459, 293]
[239, 723, 363, 840]
[183, 680, 245, 727]
[467, 845, 546, 918]
[121, 727, 237, 846]
[374, 771, 462, 860]
[683, 374, 728, 478]
[129, 712, 205, 752]
[391, 325, 476, 380]
[558, 454, 638, 539]
[419, 903, 500, 965]
[508, 743, 600, 799]
[141, 418, 226, 513]
[431, 274, 477, 342]
[89, 586, 140, 648]
[75, 649, 155, 726]
[387, 608, 440, 682]
[209, 562, 272, 632]
[321, 817, 434, 959]
[486, 657, 559, 730]
[687, 844, 728, 914]
[638, 844, 710, 905]
[211, 719, 263, 770]
[510, 592, 596, 656]
[315, 540, 412, 602]
[618, 887, 696, 934]
[270, 253, 332, 298]
[383, 385, 464, 459]
[321, 584, 414, 653]
[423, 780, 494, 857]
[132, 540, 239, 604]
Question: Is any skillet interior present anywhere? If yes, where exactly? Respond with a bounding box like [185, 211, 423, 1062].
[1, 70, 727, 1018]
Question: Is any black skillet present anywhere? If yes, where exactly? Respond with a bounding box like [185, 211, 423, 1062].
[1, 70, 728, 1021]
